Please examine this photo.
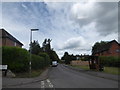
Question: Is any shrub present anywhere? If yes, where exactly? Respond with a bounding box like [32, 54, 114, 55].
[31, 54, 45, 70]
[2, 46, 29, 72]
[38, 52, 51, 67]
[2, 46, 51, 73]
[99, 56, 120, 67]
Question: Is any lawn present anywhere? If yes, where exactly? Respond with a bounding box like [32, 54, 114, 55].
[103, 67, 120, 75]
[70, 65, 120, 75]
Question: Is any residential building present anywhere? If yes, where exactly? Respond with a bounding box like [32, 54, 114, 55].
[0, 29, 23, 47]
[92, 40, 120, 56]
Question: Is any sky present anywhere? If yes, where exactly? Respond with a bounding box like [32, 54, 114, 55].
[0, 1, 118, 58]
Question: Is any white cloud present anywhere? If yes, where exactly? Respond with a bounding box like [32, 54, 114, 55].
[1, 2, 118, 58]
[70, 2, 118, 35]
[58, 37, 90, 50]
[21, 3, 28, 10]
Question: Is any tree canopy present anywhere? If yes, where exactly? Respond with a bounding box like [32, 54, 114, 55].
[30, 40, 42, 55]
[29, 39, 59, 62]
[92, 41, 108, 55]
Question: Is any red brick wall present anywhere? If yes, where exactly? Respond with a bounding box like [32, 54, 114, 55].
[108, 42, 120, 56]
[95, 42, 120, 56]
[1, 38, 22, 48]
[0, 38, 2, 47]
[71, 60, 89, 66]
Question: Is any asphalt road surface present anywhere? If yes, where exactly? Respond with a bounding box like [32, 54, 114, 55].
[48, 64, 118, 88]
[7, 64, 118, 88]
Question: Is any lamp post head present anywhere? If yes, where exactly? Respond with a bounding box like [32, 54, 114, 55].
[31, 29, 39, 31]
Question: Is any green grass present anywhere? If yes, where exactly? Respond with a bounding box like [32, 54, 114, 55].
[70, 65, 120, 75]
[15, 69, 45, 78]
[103, 67, 120, 75]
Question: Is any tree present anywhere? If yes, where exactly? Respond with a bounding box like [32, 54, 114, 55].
[42, 38, 59, 62]
[61, 52, 71, 64]
[30, 40, 42, 55]
[42, 38, 52, 52]
[42, 38, 47, 51]
[92, 41, 108, 55]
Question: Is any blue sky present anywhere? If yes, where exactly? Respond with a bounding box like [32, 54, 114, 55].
[1, 1, 118, 58]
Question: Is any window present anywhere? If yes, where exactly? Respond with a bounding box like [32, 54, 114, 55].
[14, 42, 16, 46]
[116, 49, 120, 53]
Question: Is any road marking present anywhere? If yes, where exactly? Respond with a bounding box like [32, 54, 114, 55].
[46, 79, 53, 88]
[41, 81, 45, 88]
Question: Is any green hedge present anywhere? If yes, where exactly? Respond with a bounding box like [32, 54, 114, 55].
[38, 52, 51, 67]
[31, 54, 44, 70]
[2, 46, 29, 72]
[2, 46, 51, 73]
[99, 56, 120, 67]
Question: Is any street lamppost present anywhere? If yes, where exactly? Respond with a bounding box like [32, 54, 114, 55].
[29, 29, 39, 77]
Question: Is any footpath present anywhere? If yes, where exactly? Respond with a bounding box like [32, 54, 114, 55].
[63, 64, 119, 81]
[2, 67, 50, 88]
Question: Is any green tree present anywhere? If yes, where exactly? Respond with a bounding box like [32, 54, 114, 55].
[61, 52, 71, 64]
[42, 38, 59, 62]
[92, 41, 108, 55]
[30, 40, 42, 55]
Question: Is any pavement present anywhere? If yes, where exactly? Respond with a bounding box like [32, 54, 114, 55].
[63, 64, 119, 81]
[2, 67, 50, 88]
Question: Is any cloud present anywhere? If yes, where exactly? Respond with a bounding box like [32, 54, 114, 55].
[58, 37, 91, 51]
[1, 2, 118, 58]
[70, 2, 118, 36]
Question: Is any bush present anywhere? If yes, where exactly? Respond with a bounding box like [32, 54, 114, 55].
[31, 52, 51, 70]
[99, 56, 120, 67]
[38, 52, 51, 67]
[31, 54, 45, 70]
[2, 46, 51, 73]
[2, 46, 29, 72]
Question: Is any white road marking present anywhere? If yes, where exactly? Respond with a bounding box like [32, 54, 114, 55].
[41, 81, 45, 88]
[46, 79, 53, 88]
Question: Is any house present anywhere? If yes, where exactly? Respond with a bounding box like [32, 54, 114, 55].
[92, 40, 120, 56]
[0, 29, 23, 48]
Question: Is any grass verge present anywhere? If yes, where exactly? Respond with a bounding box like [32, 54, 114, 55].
[15, 68, 47, 78]
[70, 65, 120, 75]
[103, 67, 120, 75]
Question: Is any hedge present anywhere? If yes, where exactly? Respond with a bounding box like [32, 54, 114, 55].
[31, 54, 45, 70]
[99, 56, 120, 67]
[2, 46, 51, 73]
[2, 46, 29, 72]
[38, 52, 51, 67]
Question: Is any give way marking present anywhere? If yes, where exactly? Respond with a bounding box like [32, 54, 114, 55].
[41, 79, 54, 88]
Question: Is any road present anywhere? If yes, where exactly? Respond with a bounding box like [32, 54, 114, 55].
[48, 64, 118, 88]
[6, 64, 118, 88]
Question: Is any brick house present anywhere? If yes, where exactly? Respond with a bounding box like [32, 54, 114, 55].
[0, 29, 23, 47]
[92, 40, 120, 56]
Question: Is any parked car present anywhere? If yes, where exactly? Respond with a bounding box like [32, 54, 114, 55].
[52, 61, 58, 67]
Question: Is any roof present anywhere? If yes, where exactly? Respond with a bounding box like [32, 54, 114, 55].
[93, 40, 120, 54]
[0, 29, 23, 46]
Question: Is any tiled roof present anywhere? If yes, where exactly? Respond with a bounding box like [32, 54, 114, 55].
[93, 40, 120, 54]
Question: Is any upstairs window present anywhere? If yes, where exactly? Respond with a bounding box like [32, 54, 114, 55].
[116, 49, 120, 53]
[14, 42, 16, 46]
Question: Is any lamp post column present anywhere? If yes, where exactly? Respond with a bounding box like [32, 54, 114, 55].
[29, 30, 32, 77]
[29, 29, 39, 77]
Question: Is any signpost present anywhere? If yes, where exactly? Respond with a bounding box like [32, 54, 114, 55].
[0, 65, 8, 70]
[0, 65, 8, 76]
